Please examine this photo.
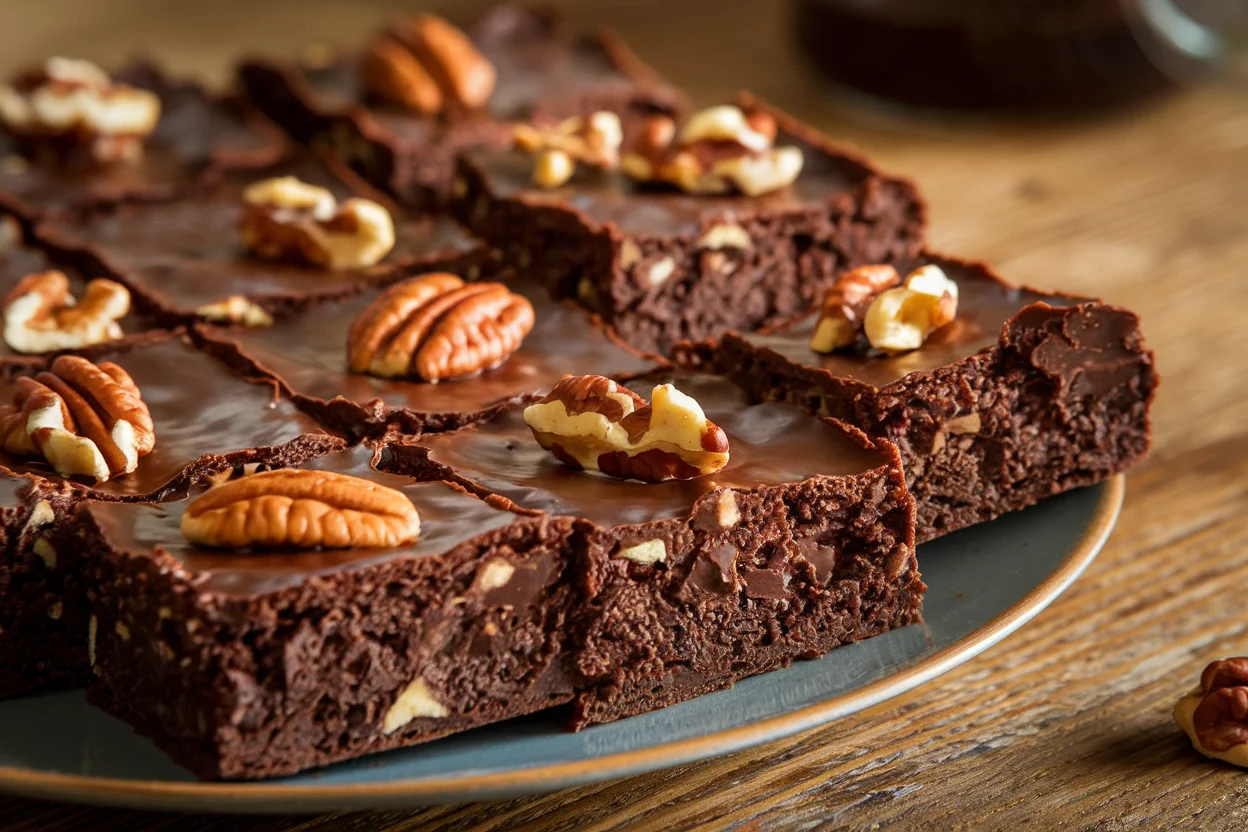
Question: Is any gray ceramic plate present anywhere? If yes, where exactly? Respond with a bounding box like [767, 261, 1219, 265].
[0, 478, 1123, 813]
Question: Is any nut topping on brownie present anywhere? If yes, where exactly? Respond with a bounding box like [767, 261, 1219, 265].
[0, 356, 154, 482]
[523, 375, 730, 482]
[1175, 658, 1248, 768]
[811, 263, 960, 355]
[181, 469, 421, 549]
[239, 175, 396, 270]
[361, 13, 496, 114]
[621, 105, 803, 196]
[347, 273, 535, 381]
[3, 270, 129, 353]
[0, 57, 161, 162]
[514, 112, 624, 188]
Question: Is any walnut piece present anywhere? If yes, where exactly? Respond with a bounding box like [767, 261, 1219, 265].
[514, 111, 623, 188]
[617, 539, 666, 564]
[0, 58, 161, 162]
[621, 105, 803, 197]
[347, 273, 535, 381]
[1175, 657, 1248, 767]
[809, 265, 902, 353]
[0, 356, 154, 482]
[3, 271, 129, 354]
[195, 295, 275, 328]
[239, 176, 396, 270]
[181, 468, 421, 550]
[862, 264, 960, 354]
[362, 13, 495, 114]
[383, 677, 448, 734]
[524, 375, 730, 483]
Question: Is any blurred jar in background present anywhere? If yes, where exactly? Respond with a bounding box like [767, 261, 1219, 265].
[793, 0, 1232, 113]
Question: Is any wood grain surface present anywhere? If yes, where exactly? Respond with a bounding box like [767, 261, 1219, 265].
[2, 0, 1247, 829]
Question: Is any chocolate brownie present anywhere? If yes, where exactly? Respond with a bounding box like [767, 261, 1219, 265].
[0, 333, 342, 500]
[0, 62, 285, 220]
[195, 276, 661, 438]
[239, 4, 683, 208]
[405, 370, 922, 727]
[454, 92, 926, 356]
[34, 157, 487, 327]
[709, 254, 1158, 541]
[81, 442, 582, 780]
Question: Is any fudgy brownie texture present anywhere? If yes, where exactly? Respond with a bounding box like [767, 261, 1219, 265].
[82, 443, 583, 780]
[195, 276, 662, 439]
[0, 333, 343, 500]
[405, 371, 922, 727]
[453, 92, 926, 357]
[0, 61, 286, 220]
[239, 4, 684, 209]
[34, 156, 487, 327]
[0, 473, 86, 697]
[708, 255, 1158, 542]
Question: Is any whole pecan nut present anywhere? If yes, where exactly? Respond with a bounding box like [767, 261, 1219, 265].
[181, 469, 421, 550]
[1175, 657, 1248, 767]
[3, 270, 130, 354]
[347, 273, 535, 381]
[361, 13, 495, 114]
[0, 355, 154, 482]
[523, 375, 730, 483]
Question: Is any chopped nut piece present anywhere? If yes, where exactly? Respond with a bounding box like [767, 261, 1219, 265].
[618, 239, 642, 269]
[524, 375, 730, 483]
[863, 265, 960, 354]
[617, 539, 666, 564]
[3, 271, 129, 354]
[713, 491, 741, 528]
[347, 273, 535, 381]
[182, 469, 421, 550]
[679, 105, 773, 151]
[946, 412, 982, 435]
[698, 223, 752, 251]
[476, 559, 515, 592]
[240, 176, 396, 270]
[644, 257, 676, 287]
[809, 265, 902, 354]
[195, 295, 275, 327]
[0, 356, 154, 482]
[383, 677, 449, 733]
[0, 57, 161, 162]
[532, 148, 574, 189]
[514, 111, 623, 188]
[1175, 658, 1248, 767]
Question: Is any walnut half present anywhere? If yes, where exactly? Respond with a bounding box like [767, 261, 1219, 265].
[1175, 657, 1248, 768]
[523, 375, 730, 483]
[3, 270, 130, 354]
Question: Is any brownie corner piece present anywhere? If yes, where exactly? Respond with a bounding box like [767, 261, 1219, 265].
[80, 443, 583, 779]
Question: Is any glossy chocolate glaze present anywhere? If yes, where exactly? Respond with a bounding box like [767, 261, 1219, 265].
[219, 278, 657, 418]
[39, 159, 481, 315]
[0, 336, 325, 497]
[0, 64, 282, 215]
[742, 257, 1076, 388]
[423, 372, 887, 527]
[465, 123, 867, 238]
[85, 444, 519, 595]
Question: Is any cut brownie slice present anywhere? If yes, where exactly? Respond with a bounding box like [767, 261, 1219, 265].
[239, 4, 683, 208]
[405, 371, 922, 727]
[0, 333, 342, 500]
[0, 61, 286, 220]
[196, 276, 661, 438]
[0, 473, 83, 697]
[710, 254, 1158, 542]
[454, 92, 925, 356]
[82, 443, 581, 780]
[34, 157, 486, 327]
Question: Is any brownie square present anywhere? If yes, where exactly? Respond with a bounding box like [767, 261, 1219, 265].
[0, 62, 285, 220]
[0, 333, 341, 500]
[406, 371, 922, 727]
[34, 157, 487, 327]
[196, 277, 661, 438]
[82, 443, 581, 780]
[239, 4, 684, 208]
[454, 92, 926, 356]
[712, 254, 1158, 541]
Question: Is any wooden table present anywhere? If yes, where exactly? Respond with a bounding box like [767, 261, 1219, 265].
[3, 0, 1247, 828]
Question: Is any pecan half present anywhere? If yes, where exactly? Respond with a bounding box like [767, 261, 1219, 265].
[809, 265, 901, 354]
[239, 176, 396, 270]
[0, 355, 154, 482]
[361, 34, 443, 114]
[362, 14, 495, 115]
[347, 273, 535, 381]
[3, 270, 130, 354]
[0, 57, 161, 162]
[523, 375, 730, 483]
[181, 469, 421, 550]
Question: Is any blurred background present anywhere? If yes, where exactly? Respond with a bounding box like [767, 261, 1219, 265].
[0, 0, 1245, 460]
